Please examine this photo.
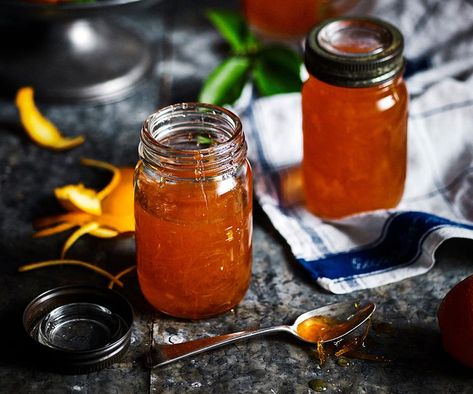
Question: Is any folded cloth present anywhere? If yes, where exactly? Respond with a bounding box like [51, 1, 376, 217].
[240, 79, 473, 294]
[237, 0, 473, 293]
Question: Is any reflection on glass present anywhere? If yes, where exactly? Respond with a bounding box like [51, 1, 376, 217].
[278, 165, 305, 207]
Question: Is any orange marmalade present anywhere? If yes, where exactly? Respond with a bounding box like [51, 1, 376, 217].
[297, 315, 337, 342]
[302, 17, 408, 219]
[135, 104, 252, 319]
[242, 0, 359, 39]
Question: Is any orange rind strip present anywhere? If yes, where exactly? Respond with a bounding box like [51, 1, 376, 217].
[18, 259, 123, 287]
[31, 161, 135, 260]
[51, 159, 122, 217]
[108, 265, 136, 289]
[33, 222, 77, 238]
[80, 158, 122, 200]
[54, 183, 102, 215]
[33, 212, 93, 230]
[15, 87, 85, 151]
[90, 227, 120, 238]
[61, 222, 100, 258]
[101, 168, 134, 216]
[34, 212, 133, 234]
[95, 213, 135, 233]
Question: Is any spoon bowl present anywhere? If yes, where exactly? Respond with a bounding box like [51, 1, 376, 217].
[147, 300, 375, 368]
[290, 300, 375, 344]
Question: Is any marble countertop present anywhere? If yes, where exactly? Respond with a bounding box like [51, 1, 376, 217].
[1, 0, 473, 392]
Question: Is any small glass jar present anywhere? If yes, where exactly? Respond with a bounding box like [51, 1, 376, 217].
[135, 103, 253, 319]
[302, 17, 408, 219]
[242, 0, 359, 39]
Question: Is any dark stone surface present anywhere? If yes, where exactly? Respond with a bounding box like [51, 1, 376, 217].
[1, 0, 473, 393]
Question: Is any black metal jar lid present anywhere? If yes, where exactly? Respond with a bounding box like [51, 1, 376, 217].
[304, 16, 404, 87]
[23, 285, 134, 374]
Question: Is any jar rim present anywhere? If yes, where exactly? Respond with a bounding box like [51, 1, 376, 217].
[141, 102, 243, 155]
[139, 102, 246, 179]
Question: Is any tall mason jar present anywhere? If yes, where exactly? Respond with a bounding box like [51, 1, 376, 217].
[302, 17, 408, 219]
[135, 103, 253, 319]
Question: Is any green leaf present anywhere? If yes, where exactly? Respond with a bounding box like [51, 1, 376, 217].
[199, 56, 251, 106]
[197, 135, 213, 146]
[252, 45, 303, 96]
[206, 10, 259, 53]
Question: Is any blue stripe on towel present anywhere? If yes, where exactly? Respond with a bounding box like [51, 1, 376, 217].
[297, 211, 473, 281]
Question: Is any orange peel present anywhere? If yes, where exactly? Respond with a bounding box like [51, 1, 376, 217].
[53, 158, 122, 215]
[34, 212, 134, 234]
[15, 87, 85, 151]
[60, 221, 100, 259]
[32, 222, 77, 238]
[54, 183, 102, 215]
[89, 227, 119, 238]
[108, 265, 136, 289]
[33, 212, 93, 229]
[32, 159, 135, 259]
[18, 259, 123, 287]
[100, 167, 134, 231]
[81, 158, 122, 200]
[22, 162, 135, 286]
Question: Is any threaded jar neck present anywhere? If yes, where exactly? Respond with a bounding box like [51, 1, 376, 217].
[139, 103, 247, 179]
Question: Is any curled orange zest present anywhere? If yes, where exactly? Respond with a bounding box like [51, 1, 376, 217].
[15, 87, 85, 151]
[54, 183, 102, 215]
[33, 212, 93, 230]
[80, 158, 121, 200]
[108, 265, 136, 289]
[32, 222, 77, 238]
[52, 158, 121, 215]
[61, 222, 100, 258]
[101, 168, 134, 218]
[18, 259, 123, 287]
[90, 227, 119, 238]
[32, 161, 135, 257]
[34, 212, 134, 234]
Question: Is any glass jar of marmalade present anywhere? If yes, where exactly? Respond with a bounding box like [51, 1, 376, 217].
[242, 0, 360, 39]
[302, 17, 408, 219]
[135, 103, 253, 319]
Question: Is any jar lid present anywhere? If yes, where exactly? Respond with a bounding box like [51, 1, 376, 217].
[304, 17, 404, 87]
[23, 285, 134, 374]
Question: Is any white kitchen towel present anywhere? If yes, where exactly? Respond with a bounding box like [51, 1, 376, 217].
[238, 0, 473, 294]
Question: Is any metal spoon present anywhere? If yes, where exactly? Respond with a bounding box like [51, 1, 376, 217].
[146, 300, 375, 368]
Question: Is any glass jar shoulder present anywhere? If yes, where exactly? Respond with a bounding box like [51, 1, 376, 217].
[302, 75, 407, 116]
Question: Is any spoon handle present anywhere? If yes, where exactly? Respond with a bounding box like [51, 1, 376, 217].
[146, 325, 292, 368]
